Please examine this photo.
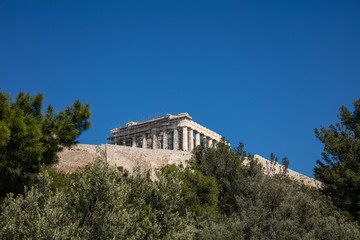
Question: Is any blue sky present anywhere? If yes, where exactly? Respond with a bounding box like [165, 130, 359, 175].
[1, 1, 359, 177]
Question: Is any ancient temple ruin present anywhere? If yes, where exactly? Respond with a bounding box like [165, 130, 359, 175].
[108, 113, 222, 151]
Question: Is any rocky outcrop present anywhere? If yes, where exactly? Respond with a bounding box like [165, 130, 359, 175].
[56, 144, 191, 178]
[56, 144, 321, 188]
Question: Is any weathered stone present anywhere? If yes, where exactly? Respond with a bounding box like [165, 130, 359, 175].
[173, 128, 179, 150]
[56, 144, 322, 188]
[188, 129, 194, 151]
[56, 144, 191, 179]
[162, 131, 168, 149]
[182, 127, 188, 151]
[108, 113, 221, 151]
[195, 132, 200, 147]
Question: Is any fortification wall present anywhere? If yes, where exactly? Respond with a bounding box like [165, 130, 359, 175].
[56, 144, 192, 178]
[56, 144, 321, 188]
[252, 155, 322, 188]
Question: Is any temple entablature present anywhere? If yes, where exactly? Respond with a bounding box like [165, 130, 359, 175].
[108, 113, 222, 151]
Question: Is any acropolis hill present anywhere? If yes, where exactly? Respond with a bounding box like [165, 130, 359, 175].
[56, 113, 321, 188]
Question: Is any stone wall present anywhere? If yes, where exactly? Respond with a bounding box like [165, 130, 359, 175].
[56, 144, 192, 178]
[56, 144, 321, 188]
[252, 155, 322, 188]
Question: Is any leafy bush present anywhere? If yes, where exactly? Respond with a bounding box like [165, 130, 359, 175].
[160, 164, 219, 216]
[191, 140, 360, 239]
[0, 159, 195, 239]
[1, 139, 359, 239]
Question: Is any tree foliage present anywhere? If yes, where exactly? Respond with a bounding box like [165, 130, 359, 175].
[1, 141, 359, 239]
[0, 158, 195, 239]
[1, 104, 359, 239]
[314, 98, 360, 221]
[160, 164, 219, 216]
[0, 90, 91, 196]
[191, 140, 360, 239]
[282, 157, 290, 171]
[189, 139, 261, 215]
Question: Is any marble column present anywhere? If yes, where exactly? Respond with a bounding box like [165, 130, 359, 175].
[142, 134, 147, 149]
[152, 132, 157, 149]
[182, 126, 188, 151]
[208, 138, 213, 149]
[188, 129, 194, 151]
[162, 131, 168, 149]
[132, 136, 136, 148]
[173, 128, 179, 150]
[195, 132, 200, 146]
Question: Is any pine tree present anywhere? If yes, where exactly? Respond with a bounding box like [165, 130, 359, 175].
[314, 98, 360, 221]
[0, 90, 91, 196]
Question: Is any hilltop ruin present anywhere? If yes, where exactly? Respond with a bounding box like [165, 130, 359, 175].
[56, 113, 321, 188]
[108, 113, 222, 151]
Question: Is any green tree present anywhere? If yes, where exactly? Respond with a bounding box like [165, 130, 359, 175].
[190, 139, 360, 239]
[189, 139, 262, 215]
[270, 152, 275, 162]
[0, 158, 196, 239]
[0, 90, 91, 196]
[160, 164, 219, 216]
[314, 98, 360, 221]
[1, 141, 359, 239]
[282, 157, 290, 170]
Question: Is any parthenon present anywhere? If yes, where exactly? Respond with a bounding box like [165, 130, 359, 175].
[108, 113, 222, 151]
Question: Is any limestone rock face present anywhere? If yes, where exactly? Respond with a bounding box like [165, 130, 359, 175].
[56, 144, 321, 188]
[252, 155, 322, 188]
[56, 144, 192, 178]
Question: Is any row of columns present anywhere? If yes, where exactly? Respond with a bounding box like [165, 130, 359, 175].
[185, 127, 217, 151]
[127, 126, 217, 151]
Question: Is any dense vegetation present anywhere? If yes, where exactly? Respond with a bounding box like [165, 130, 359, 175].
[1, 142, 359, 239]
[190, 142, 360, 239]
[0, 90, 91, 197]
[314, 98, 360, 222]
[0, 90, 359, 239]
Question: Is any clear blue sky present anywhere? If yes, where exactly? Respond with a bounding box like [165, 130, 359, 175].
[1, 1, 359, 177]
